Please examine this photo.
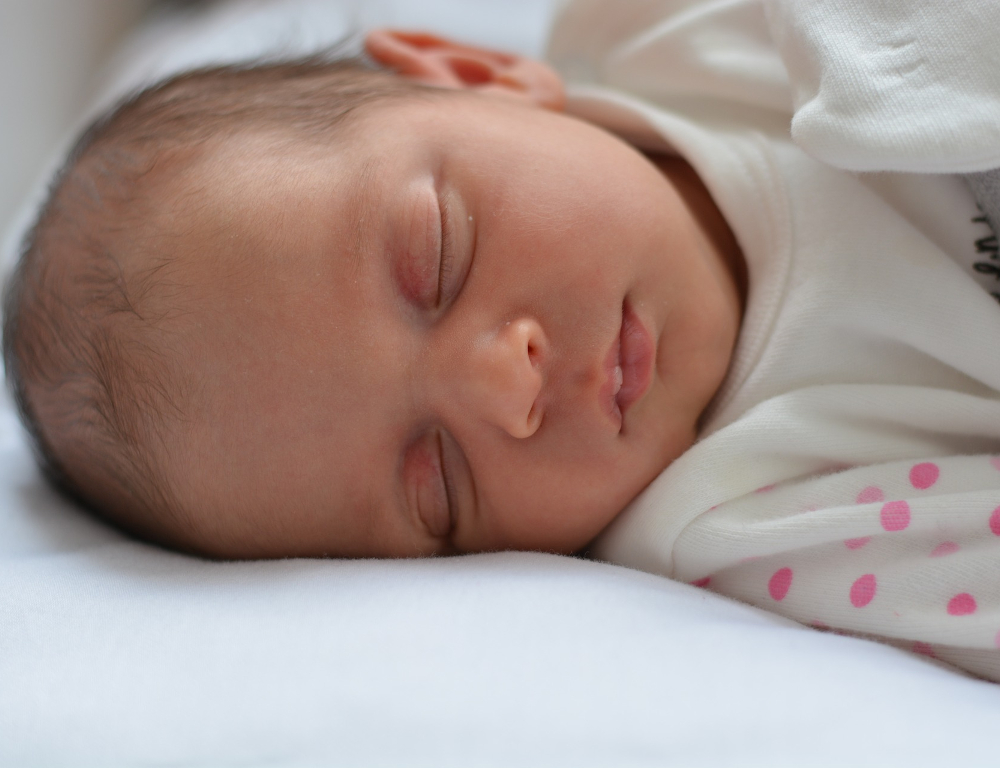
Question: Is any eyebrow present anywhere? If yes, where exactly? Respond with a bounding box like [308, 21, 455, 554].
[348, 155, 386, 282]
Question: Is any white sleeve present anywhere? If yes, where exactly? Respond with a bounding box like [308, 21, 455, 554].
[678, 454, 1000, 682]
[763, 0, 1000, 173]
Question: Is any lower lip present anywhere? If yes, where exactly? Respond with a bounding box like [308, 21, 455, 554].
[602, 300, 654, 430]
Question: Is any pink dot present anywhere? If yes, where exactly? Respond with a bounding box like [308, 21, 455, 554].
[912, 642, 936, 658]
[909, 462, 940, 490]
[812, 620, 829, 630]
[856, 486, 884, 504]
[850, 574, 877, 607]
[947, 593, 977, 616]
[844, 537, 872, 550]
[755, 483, 776, 494]
[880, 500, 911, 531]
[930, 541, 960, 557]
[990, 506, 1000, 536]
[991, 456, 1000, 472]
[768, 567, 793, 601]
[690, 577, 711, 588]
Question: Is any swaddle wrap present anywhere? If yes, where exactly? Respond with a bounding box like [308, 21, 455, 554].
[550, 0, 1000, 680]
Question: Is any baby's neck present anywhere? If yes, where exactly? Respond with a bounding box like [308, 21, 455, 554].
[647, 153, 747, 318]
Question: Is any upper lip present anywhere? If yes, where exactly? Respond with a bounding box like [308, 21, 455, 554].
[601, 300, 654, 432]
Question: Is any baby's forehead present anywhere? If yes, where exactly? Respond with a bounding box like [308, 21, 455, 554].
[161, 134, 376, 325]
[193, 128, 369, 206]
[166, 89, 550, 304]
[152, 150, 397, 555]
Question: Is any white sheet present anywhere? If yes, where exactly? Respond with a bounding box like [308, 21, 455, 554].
[4, 1, 1000, 765]
[5, 391, 1000, 766]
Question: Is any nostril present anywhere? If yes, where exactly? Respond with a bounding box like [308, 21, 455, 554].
[525, 326, 547, 368]
[526, 400, 543, 435]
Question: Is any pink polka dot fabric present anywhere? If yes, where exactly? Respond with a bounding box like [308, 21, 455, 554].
[879, 500, 910, 531]
[768, 568, 793, 601]
[849, 574, 877, 607]
[929, 542, 959, 557]
[673, 455, 1000, 682]
[909, 462, 939, 490]
[844, 537, 871, 549]
[947, 594, 977, 616]
[855, 486, 884, 504]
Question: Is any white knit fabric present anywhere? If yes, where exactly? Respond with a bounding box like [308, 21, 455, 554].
[764, 0, 1000, 173]
[549, 0, 1000, 681]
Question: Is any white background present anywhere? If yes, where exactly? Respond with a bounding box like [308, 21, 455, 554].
[0, 0, 149, 258]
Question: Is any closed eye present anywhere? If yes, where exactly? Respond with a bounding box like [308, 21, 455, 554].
[436, 192, 454, 306]
[437, 429, 457, 536]
[394, 189, 447, 308]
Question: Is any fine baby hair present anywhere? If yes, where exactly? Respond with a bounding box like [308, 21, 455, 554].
[1, 51, 431, 550]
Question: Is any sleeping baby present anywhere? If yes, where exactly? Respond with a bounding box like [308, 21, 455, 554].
[5, 0, 1000, 681]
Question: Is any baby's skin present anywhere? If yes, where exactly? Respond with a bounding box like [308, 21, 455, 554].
[151, 30, 747, 558]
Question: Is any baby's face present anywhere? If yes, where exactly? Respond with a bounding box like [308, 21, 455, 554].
[162, 91, 744, 558]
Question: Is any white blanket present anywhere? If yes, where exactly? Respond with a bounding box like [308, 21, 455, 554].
[5, 389, 1000, 766]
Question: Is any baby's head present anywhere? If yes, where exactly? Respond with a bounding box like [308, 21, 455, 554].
[2, 31, 745, 559]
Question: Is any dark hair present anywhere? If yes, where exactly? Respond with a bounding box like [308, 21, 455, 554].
[1, 51, 425, 549]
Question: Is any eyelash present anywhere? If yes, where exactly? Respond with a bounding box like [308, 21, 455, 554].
[437, 431, 457, 534]
[436, 195, 454, 307]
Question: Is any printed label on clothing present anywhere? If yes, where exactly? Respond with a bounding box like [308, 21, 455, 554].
[966, 209, 1000, 304]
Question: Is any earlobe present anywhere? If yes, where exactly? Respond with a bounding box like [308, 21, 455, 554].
[365, 29, 565, 111]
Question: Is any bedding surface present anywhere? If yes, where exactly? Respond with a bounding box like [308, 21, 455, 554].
[4, 385, 1000, 766]
[5, 1, 1000, 765]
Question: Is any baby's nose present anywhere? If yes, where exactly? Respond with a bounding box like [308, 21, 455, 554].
[464, 318, 546, 439]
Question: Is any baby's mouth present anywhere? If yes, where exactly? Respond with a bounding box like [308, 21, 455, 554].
[602, 300, 654, 432]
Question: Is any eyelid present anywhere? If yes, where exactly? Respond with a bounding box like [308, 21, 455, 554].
[436, 192, 454, 307]
[436, 430, 457, 536]
[438, 428, 478, 550]
[404, 433, 451, 540]
[433, 183, 474, 309]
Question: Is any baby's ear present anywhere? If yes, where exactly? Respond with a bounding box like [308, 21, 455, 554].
[365, 29, 565, 110]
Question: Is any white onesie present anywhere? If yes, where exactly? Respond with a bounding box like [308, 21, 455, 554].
[547, 0, 1000, 681]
